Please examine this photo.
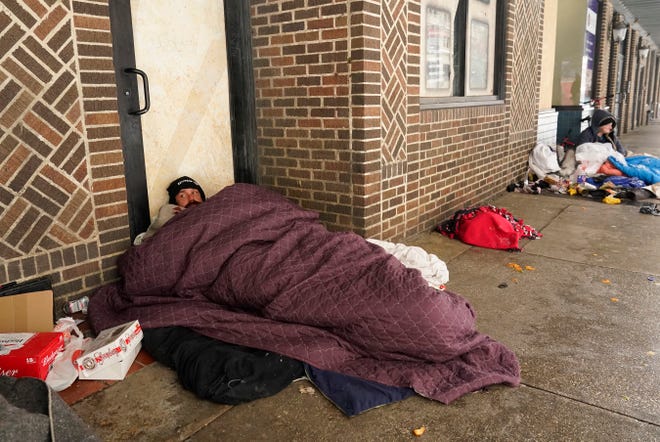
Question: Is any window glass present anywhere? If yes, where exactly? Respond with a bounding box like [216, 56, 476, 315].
[421, 0, 498, 99]
[422, 0, 458, 97]
[469, 20, 489, 90]
[466, 0, 496, 95]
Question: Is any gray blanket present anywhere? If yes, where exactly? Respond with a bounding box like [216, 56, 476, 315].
[0, 376, 99, 441]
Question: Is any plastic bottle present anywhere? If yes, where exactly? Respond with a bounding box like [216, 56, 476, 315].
[577, 165, 586, 185]
[64, 296, 89, 314]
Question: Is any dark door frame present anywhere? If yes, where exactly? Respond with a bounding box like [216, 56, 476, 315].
[224, 0, 258, 184]
[109, 0, 257, 241]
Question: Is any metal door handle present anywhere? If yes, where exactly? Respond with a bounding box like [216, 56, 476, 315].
[124, 68, 150, 115]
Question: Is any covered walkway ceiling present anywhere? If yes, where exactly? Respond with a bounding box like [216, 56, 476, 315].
[612, 0, 660, 49]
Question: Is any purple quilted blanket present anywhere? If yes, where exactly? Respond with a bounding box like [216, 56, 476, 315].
[88, 183, 520, 403]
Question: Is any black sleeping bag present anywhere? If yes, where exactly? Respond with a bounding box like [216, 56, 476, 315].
[141, 326, 304, 405]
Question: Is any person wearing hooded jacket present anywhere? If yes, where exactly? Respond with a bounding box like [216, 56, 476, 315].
[575, 108, 627, 156]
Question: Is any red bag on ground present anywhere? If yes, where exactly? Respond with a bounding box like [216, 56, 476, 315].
[437, 206, 542, 251]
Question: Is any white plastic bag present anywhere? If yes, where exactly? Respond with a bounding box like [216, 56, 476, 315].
[575, 142, 625, 176]
[528, 142, 560, 179]
[45, 317, 86, 391]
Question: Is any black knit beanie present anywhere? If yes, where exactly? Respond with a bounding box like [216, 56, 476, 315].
[599, 116, 616, 128]
[166, 176, 206, 204]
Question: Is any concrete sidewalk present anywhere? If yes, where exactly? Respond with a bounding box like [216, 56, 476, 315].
[619, 119, 660, 158]
[68, 124, 659, 441]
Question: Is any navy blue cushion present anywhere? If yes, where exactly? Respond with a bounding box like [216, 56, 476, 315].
[304, 363, 415, 416]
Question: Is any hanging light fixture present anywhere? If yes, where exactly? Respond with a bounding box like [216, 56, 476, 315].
[612, 21, 627, 43]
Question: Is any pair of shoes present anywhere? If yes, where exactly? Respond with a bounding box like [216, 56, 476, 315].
[639, 203, 660, 216]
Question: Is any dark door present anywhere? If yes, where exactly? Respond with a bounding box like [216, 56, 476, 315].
[109, 0, 257, 241]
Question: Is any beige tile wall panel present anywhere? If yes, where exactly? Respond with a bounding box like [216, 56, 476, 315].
[131, 0, 234, 217]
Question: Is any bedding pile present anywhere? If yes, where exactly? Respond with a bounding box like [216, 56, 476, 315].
[519, 142, 659, 200]
[88, 183, 520, 405]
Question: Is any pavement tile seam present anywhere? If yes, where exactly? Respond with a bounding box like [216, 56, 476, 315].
[188, 379, 660, 441]
[71, 362, 235, 441]
[516, 249, 659, 278]
[534, 204, 572, 232]
[521, 383, 660, 428]
[65, 155, 660, 440]
[428, 227, 659, 423]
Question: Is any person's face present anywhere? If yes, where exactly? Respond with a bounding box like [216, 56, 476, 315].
[175, 188, 203, 208]
[599, 122, 614, 136]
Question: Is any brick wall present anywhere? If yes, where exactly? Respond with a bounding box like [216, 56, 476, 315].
[0, 0, 128, 312]
[634, 41, 646, 127]
[606, 9, 621, 114]
[622, 29, 639, 133]
[647, 49, 659, 118]
[509, 0, 542, 180]
[1, 0, 546, 311]
[250, 0, 542, 240]
[595, 1, 613, 107]
[251, 0, 354, 230]
[637, 45, 655, 127]
[651, 52, 660, 112]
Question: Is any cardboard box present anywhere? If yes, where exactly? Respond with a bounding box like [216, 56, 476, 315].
[76, 320, 143, 381]
[0, 332, 65, 379]
[0, 290, 54, 333]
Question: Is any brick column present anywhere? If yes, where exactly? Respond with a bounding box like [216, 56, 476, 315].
[0, 1, 128, 309]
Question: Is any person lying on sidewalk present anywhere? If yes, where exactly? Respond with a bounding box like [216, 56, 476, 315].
[575, 108, 628, 156]
[134, 176, 206, 244]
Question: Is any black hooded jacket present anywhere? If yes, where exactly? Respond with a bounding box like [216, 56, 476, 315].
[575, 109, 627, 156]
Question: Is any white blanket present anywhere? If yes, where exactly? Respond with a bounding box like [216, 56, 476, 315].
[367, 239, 449, 288]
